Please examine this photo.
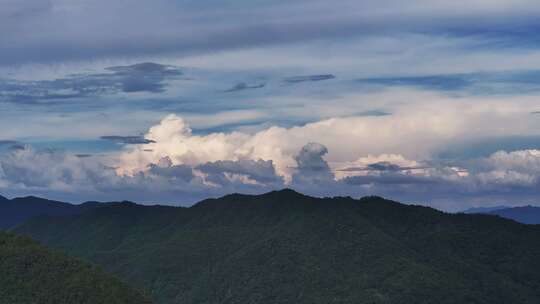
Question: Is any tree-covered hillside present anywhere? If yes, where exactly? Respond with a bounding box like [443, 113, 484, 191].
[15, 189, 540, 304]
[0, 231, 152, 304]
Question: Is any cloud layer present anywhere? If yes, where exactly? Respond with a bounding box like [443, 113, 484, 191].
[2, 110, 540, 211]
[3, 0, 540, 65]
[0, 63, 183, 104]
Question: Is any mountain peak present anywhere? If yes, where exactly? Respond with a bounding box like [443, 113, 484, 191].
[13, 195, 56, 202]
[0, 195, 101, 229]
[263, 188, 307, 199]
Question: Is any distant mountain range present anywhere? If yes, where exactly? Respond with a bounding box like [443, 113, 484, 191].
[3, 192, 538, 230]
[463, 205, 540, 224]
[0, 194, 104, 229]
[11, 189, 540, 304]
[0, 231, 151, 304]
[0, 194, 130, 229]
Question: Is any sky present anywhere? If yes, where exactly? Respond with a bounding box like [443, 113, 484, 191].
[1, 0, 540, 211]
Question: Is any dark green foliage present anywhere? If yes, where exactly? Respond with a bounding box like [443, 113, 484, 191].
[0, 231, 152, 304]
[14, 190, 540, 304]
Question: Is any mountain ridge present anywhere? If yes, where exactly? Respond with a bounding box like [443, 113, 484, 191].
[489, 206, 540, 224]
[14, 190, 540, 304]
[463, 205, 540, 225]
[0, 195, 104, 229]
[0, 194, 164, 229]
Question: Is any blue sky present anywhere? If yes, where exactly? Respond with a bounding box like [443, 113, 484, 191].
[1, 0, 540, 211]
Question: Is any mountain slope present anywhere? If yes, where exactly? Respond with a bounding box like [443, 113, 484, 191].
[464, 205, 540, 224]
[488, 206, 540, 225]
[0, 231, 152, 304]
[462, 205, 510, 214]
[15, 190, 540, 304]
[0, 195, 100, 229]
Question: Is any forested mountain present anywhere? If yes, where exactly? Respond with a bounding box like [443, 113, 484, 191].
[488, 206, 540, 224]
[0, 195, 100, 229]
[464, 205, 540, 225]
[0, 231, 152, 304]
[14, 189, 540, 304]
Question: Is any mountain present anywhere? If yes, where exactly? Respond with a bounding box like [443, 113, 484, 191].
[14, 189, 540, 304]
[0, 195, 102, 229]
[463, 205, 540, 224]
[489, 206, 540, 225]
[0, 231, 152, 304]
[462, 205, 510, 214]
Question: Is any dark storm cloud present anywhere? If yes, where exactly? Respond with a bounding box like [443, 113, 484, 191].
[197, 159, 284, 185]
[148, 158, 195, 183]
[354, 110, 392, 117]
[0, 63, 183, 104]
[225, 82, 266, 92]
[75, 154, 93, 158]
[100, 135, 156, 145]
[342, 173, 438, 186]
[291, 143, 335, 185]
[104, 63, 183, 93]
[284, 75, 336, 84]
[339, 161, 429, 173]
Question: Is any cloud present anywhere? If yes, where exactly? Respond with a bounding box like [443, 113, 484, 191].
[104, 62, 183, 93]
[225, 82, 266, 92]
[2, 84, 538, 208]
[2, 140, 540, 211]
[360, 161, 426, 172]
[100, 136, 156, 145]
[291, 143, 335, 186]
[0, 146, 118, 192]
[116, 95, 540, 181]
[128, 112, 540, 204]
[197, 159, 284, 187]
[0, 140, 20, 146]
[147, 157, 195, 183]
[3, 0, 540, 66]
[356, 70, 540, 95]
[438, 135, 540, 159]
[0, 62, 182, 103]
[475, 150, 540, 186]
[284, 75, 336, 84]
[75, 154, 93, 158]
[357, 74, 471, 92]
[0, 144, 283, 204]
[342, 172, 438, 186]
